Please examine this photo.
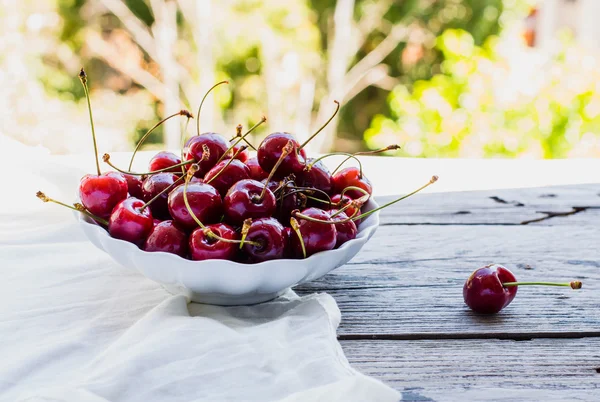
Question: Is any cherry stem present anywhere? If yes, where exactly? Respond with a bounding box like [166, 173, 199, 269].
[239, 218, 252, 249]
[128, 110, 193, 171]
[196, 81, 228, 136]
[140, 175, 185, 211]
[181, 114, 193, 175]
[78, 68, 101, 176]
[183, 165, 260, 247]
[293, 176, 438, 225]
[298, 100, 340, 150]
[290, 217, 306, 258]
[257, 140, 293, 201]
[351, 176, 438, 222]
[36, 191, 109, 226]
[104, 153, 193, 176]
[229, 122, 259, 151]
[331, 144, 401, 176]
[340, 186, 370, 200]
[205, 145, 248, 184]
[217, 116, 265, 164]
[284, 186, 333, 206]
[308, 152, 364, 178]
[503, 281, 582, 289]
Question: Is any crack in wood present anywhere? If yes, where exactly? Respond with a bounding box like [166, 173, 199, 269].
[338, 331, 600, 342]
[490, 196, 525, 207]
[520, 206, 600, 225]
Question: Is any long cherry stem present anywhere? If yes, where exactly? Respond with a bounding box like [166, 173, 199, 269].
[257, 140, 293, 201]
[128, 110, 193, 170]
[229, 122, 259, 151]
[308, 152, 364, 177]
[104, 153, 193, 176]
[503, 281, 582, 289]
[36, 191, 109, 226]
[181, 114, 193, 175]
[290, 217, 306, 259]
[339, 186, 370, 200]
[183, 164, 260, 247]
[331, 144, 401, 176]
[197, 81, 228, 136]
[78, 68, 101, 176]
[217, 116, 266, 164]
[205, 145, 248, 184]
[140, 175, 185, 211]
[293, 176, 438, 224]
[298, 100, 340, 150]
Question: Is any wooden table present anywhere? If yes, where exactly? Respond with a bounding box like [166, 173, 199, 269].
[297, 182, 600, 401]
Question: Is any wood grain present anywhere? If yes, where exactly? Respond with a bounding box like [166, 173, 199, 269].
[341, 338, 600, 401]
[296, 203, 600, 336]
[376, 184, 600, 226]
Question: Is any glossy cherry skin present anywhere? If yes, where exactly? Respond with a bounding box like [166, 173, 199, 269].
[141, 172, 179, 220]
[79, 172, 128, 219]
[242, 217, 286, 263]
[299, 159, 333, 195]
[331, 193, 362, 223]
[246, 157, 269, 181]
[189, 223, 238, 261]
[257, 132, 307, 178]
[332, 167, 372, 200]
[223, 179, 276, 226]
[167, 182, 223, 231]
[282, 227, 294, 258]
[148, 151, 182, 173]
[232, 142, 250, 163]
[463, 264, 518, 314]
[273, 182, 305, 226]
[184, 133, 230, 176]
[204, 159, 251, 198]
[143, 220, 188, 257]
[108, 197, 154, 246]
[327, 209, 357, 248]
[290, 207, 337, 258]
[122, 173, 144, 199]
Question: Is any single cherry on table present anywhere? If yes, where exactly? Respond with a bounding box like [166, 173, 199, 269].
[463, 264, 583, 314]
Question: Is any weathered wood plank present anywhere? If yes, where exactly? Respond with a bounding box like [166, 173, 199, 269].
[341, 338, 600, 401]
[296, 224, 600, 336]
[376, 184, 600, 226]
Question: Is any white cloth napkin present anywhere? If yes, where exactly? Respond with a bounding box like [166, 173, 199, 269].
[0, 136, 400, 402]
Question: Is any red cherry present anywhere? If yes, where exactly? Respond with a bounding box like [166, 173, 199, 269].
[282, 227, 294, 258]
[108, 197, 154, 246]
[143, 220, 188, 257]
[246, 157, 269, 181]
[79, 172, 128, 219]
[463, 264, 518, 314]
[189, 223, 238, 260]
[290, 208, 337, 258]
[299, 158, 333, 195]
[141, 172, 179, 220]
[148, 151, 182, 173]
[331, 193, 361, 222]
[204, 158, 250, 198]
[232, 142, 249, 163]
[122, 173, 144, 199]
[332, 167, 372, 200]
[327, 209, 357, 248]
[167, 181, 222, 231]
[184, 133, 230, 176]
[241, 217, 286, 262]
[257, 133, 306, 178]
[223, 179, 276, 226]
[269, 181, 304, 226]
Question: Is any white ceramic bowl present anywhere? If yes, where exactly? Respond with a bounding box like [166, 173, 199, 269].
[77, 200, 379, 305]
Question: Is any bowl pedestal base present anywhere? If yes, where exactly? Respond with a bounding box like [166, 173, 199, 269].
[162, 284, 287, 305]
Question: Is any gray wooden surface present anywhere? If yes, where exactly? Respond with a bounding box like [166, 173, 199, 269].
[296, 184, 600, 401]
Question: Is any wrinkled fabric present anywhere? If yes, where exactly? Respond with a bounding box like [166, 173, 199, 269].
[0, 137, 400, 402]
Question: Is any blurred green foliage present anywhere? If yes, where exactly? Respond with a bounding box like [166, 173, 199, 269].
[366, 28, 600, 158]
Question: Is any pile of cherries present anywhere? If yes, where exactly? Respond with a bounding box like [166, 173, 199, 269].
[38, 69, 437, 263]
